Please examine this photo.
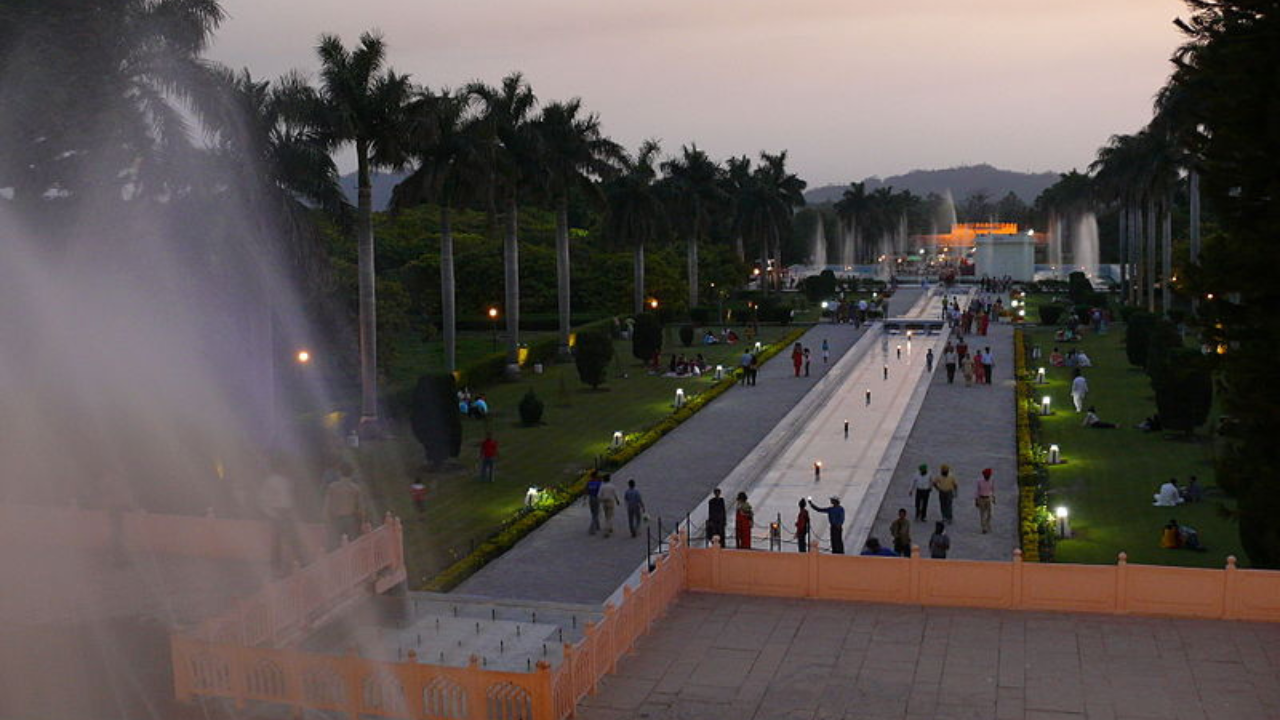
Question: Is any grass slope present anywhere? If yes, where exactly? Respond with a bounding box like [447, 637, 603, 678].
[1028, 323, 1243, 568]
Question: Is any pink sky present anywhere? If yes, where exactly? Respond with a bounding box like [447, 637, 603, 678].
[210, 0, 1186, 186]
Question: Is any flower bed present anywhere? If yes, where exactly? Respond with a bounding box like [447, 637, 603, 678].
[1014, 328, 1053, 561]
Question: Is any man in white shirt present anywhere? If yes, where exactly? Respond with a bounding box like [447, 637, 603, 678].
[1154, 479, 1184, 507]
[597, 475, 620, 537]
[1071, 370, 1090, 413]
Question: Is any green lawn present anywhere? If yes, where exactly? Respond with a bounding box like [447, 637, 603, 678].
[1027, 320, 1243, 568]
[353, 324, 800, 586]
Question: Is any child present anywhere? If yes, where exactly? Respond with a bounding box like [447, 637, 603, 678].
[410, 480, 428, 520]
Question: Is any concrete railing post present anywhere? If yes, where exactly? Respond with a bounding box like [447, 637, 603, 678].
[806, 543, 820, 598]
[710, 538, 722, 592]
[1223, 555, 1239, 620]
[533, 660, 554, 720]
[1115, 552, 1129, 615]
[909, 544, 922, 603]
[1011, 548, 1023, 609]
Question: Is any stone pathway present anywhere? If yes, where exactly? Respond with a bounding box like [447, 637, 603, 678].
[457, 298, 921, 604]
[867, 321, 1019, 560]
[576, 594, 1280, 720]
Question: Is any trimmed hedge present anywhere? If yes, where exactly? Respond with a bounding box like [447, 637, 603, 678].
[1014, 328, 1053, 562]
[423, 325, 810, 591]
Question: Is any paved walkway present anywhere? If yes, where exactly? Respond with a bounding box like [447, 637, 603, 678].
[576, 594, 1280, 720]
[867, 321, 1019, 560]
[457, 297, 921, 604]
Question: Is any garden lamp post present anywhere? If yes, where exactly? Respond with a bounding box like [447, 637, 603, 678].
[488, 307, 499, 352]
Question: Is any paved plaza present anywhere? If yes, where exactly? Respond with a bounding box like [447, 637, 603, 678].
[576, 593, 1280, 720]
[457, 297, 922, 604]
[869, 321, 1018, 560]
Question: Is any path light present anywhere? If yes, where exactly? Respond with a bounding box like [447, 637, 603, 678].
[814, 460, 823, 482]
[714, 365, 724, 380]
[754, 341, 763, 353]
[525, 487, 540, 507]
[843, 419, 849, 439]
[295, 349, 311, 364]
[611, 431, 624, 449]
[865, 389, 872, 406]
[1055, 506, 1071, 538]
[1041, 396, 1052, 416]
[883, 365, 889, 380]
[1018, 309, 1026, 318]
[1048, 444, 1061, 464]
[1036, 367, 1046, 384]
[674, 388, 686, 408]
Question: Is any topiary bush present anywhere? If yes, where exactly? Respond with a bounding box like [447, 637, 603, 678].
[1038, 304, 1065, 326]
[518, 388, 545, 426]
[410, 373, 462, 466]
[1144, 318, 1183, 377]
[1124, 310, 1156, 368]
[631, 312, 663, 363]
[679, 324, 694, 347]
[1151, 347, 1213, 434]
[574, 329, 614, 389]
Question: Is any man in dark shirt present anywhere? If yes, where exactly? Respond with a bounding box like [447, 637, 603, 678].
[707, 488, 727, 547]
[808, 497, 846, 554]
[586, 470, 602, 535]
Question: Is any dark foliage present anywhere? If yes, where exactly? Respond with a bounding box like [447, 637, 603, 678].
[410, 374, 462, 465]
[575, 329, 614, 389]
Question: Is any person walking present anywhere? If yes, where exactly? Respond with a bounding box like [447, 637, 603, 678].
[821, 338, 830, 364]
[803, 347, 812, 377]
[478, 434, 498, 482]
[911, 464, 932, 521]
[890, 508, 912, 556]
[933, 465, 958, 524]
[809, 497, 846, 554]
[960, 353, 974, 386]
[734, 491, 754, 549]
[1071, 369, 1090, 413]
[707, 488, 727, 546]
[925, 347, 935, 374]
[739, 349, 753, 385]
[928, 522, 951, 558]
[598, 475, 619, 537]
[322, 463, 365, 548]
[982, 346, 994, 384]
[586, 470, 602, 535]
[943, 343, 957, 384]
[973, 350, 987, 385]
[975, 468, 996, 534]
[791, 342, 804, 378]
[624, 479, 645, 538]
[795, 498, 811, 553]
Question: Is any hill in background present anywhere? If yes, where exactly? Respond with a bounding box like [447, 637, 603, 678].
[343, 163, 1061, 212]
[804, 164, 1060, 205]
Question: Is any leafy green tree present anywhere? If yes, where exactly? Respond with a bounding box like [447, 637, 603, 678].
[1124, 310, 1156, 368]
[409, 373, 462, 466]
[1150, 347, 1213, 436]
[291, 31, 412, 425]
[574, 330, 614, 389]
[534, 100, 622, 359]
[631, 312, 663, 363]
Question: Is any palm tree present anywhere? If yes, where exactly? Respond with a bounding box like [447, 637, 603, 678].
[291, 31, 412, 427]
[533, 99, 622, 358]
[604, 141, 666, 315]
[390, 88, 485, 373]
[750, 151, 807, 290]
[834, 182, 870, 265]
[661, 145, 726, 309]
[722, 155, 755, 262]
[469, 73, 538, 368]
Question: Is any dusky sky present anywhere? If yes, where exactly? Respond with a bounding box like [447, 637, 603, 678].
[209, 0, 1185, 186]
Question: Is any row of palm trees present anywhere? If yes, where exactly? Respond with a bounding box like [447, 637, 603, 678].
[267, 32, 808, 425]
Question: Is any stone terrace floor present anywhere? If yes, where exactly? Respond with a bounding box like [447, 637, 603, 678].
[576, 593, 1280, 720]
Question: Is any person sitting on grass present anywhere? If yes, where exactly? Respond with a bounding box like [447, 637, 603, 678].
[470, 395, 489, 419]
[703, 330, 719, 345]
[1082, 406, 1117, 429]
[1182, 475, 1204, 503]
[1075, 350, 1093, 368]
[1162, 519, 1205, 551]
[1161, 520, 1181, 549]
[1136, 414, 1162, 432]
[1050, 347, 1066, 367]
[1153, 478, 1183, 507]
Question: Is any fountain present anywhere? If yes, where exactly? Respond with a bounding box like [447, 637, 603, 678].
[1073, 212, 1100, 278]
[1047, 214, 1065, 272]
[810, 212, 828, 269]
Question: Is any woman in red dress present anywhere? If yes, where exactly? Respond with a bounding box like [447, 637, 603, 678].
[734, 492, 754, 549]
[790, 343, 804, 377]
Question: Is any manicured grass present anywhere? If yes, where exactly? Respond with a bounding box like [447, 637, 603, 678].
[1027, 320, 1243, 568]
[354, 324, 801, 586]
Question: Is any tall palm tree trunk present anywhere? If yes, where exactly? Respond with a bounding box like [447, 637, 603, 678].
[504, 195, 521, 367]
[634, 241, 646, 316]
[555, 200, 572, 360]
[1145, 199, 1157, 313]
[1132, 199, 1144, 308]
[1118, 205, 1128, 300]
[355, 145, 378, 425]
[440, 204, 457, 373]
[1161, 195, 1172, 315]
[1189, 169, 1201, 262]
[687, 234, 699, 309]
[734, 235, 744, 262]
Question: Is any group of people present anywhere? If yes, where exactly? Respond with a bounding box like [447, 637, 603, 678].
[1161, 518, 1205, 551]
[863, 515, 952, 559]
[457, 389, 490, 419]
[940, 338, 996, 386]
[789, 339, 831, 377]
[703, 490, 848, 554]
[907, 463, 998, 533]
[665, 353, 709, 377]
[1048, 346, 1093, 368]
[946, 297, 1001, 337]
[701, 329, 741, 345]
[826, 297, 876, 326]
[1153, 476, 1204, 506]
[585, 470, 647, 538]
